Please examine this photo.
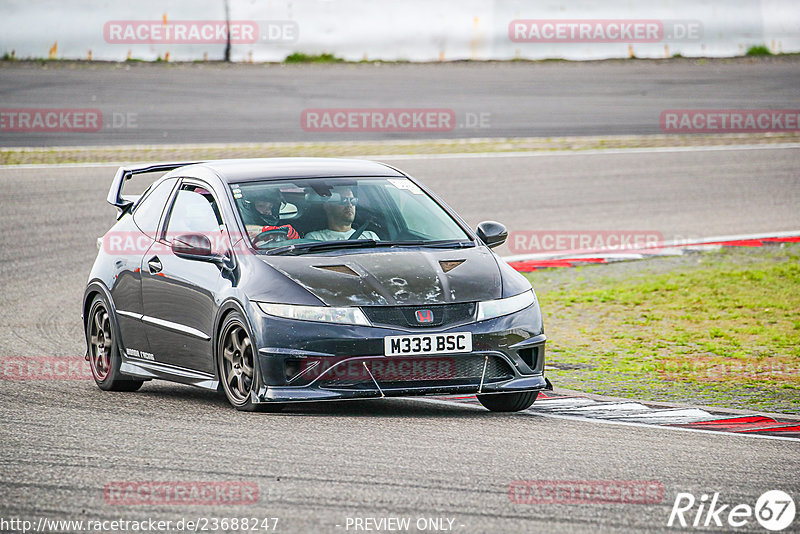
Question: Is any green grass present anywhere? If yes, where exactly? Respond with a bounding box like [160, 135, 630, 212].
[746, 45, 773, 56]
[526, 244, 800, 414]
[284, 52, 343, 63]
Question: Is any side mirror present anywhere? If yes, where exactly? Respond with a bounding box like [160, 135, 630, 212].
[172, 233, 215, 261]
[172, 233, 237, 272]
[475, 221, 508, 249]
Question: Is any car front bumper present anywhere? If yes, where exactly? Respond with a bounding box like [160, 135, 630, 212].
[249, 304, 548, 404]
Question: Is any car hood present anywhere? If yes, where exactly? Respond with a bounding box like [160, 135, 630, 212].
[260, 246, 502, 307]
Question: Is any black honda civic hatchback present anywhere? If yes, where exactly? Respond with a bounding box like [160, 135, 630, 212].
[83, 158, 549, 411]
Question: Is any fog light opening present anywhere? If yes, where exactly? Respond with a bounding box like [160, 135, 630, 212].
[517, 347, 537, 369]
[284, 358, 305, 384]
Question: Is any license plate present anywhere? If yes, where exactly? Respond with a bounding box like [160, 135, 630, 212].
[384, 332, 472, 356]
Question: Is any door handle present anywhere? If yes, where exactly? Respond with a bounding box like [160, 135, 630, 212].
[147, 257, 162, 274]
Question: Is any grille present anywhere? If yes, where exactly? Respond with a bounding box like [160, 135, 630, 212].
[318, 354, 513, 388]
[362, 303, 476, 328]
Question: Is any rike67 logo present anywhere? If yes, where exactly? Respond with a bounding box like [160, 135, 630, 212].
[668, 490, 795, 531]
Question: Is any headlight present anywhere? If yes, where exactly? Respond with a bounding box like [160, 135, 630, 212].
[476, 290, 535, 321]
[257, 302, 371, 326]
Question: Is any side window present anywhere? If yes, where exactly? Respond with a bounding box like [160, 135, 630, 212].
[165, 184, 226, 253]
[132, 178, 177, 238]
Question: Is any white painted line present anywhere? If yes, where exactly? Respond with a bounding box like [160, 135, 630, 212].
[410, 397, 800, 443]
[4, 139, 797, 152]
[1, 142, 798, 169]
[570, 252, 645, 261]
[562, 402, 651, 413]
[1, 142, 291, 151]
[369, 143, 800, 161]
[632, 249, 686, 257]
[0, 162, 133, 170]
[528, 397, 599, 410]
[535, 401, 716, 422]
[607, 408, 718, 424]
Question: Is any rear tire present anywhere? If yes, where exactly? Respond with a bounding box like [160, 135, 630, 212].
[217, 312, 285, 412]
[477, 390, 539, 412]
[86, 295, 144, 392]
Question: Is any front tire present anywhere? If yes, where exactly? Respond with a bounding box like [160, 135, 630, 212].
[86, 295, 143, 392]
[217, 312, 284, 412]
[477, 390, 539, 412]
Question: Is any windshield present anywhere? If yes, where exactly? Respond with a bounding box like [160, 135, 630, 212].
[230, 176, 471, 252]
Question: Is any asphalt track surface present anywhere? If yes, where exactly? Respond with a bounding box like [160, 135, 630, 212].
[1, 58, 799, 146]
[1, 148, 799, 532]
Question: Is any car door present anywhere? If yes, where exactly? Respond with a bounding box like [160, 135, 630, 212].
[110, 177, 178, 360]
[139, 180, 231, 374]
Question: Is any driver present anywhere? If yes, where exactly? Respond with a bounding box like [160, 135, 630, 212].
[305, 186, 379, 241]
[243, 188, 299, 243]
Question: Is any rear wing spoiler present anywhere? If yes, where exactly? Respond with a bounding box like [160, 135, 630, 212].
[107, 161, 205, 218]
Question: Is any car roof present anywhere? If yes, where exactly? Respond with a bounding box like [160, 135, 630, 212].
[191, 158, 406, 183]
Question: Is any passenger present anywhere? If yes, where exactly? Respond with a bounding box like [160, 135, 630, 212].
[244, 188, 299, 243]
[305, 186, 379, 241]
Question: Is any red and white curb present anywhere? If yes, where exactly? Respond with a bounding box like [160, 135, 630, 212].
[504, 231, 800, 272]
[423, 392, 800, 442]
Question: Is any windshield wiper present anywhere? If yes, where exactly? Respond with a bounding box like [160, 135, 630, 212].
[414, 240, 476, 249]
[265, 239, 476, 256]
[266, 239, 383, 256]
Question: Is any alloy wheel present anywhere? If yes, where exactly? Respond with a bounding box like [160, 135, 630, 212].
[221, 323, 255, 404]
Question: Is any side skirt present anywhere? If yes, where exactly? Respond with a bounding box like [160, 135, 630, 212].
[120, 358, 219, 390]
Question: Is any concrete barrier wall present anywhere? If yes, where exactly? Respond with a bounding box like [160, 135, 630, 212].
[1, 0, 798, 62]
